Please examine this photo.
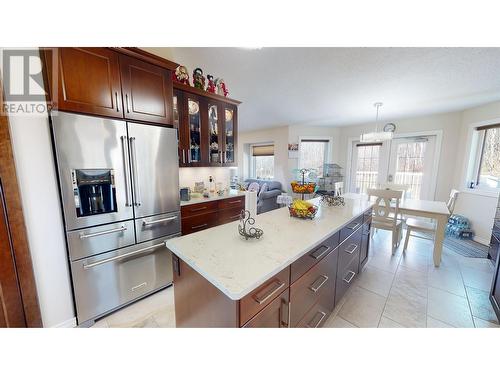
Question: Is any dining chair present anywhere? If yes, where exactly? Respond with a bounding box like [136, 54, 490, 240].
[379, 183, 409, 199]
[334, 181, 344, 196]
[403, 189, 459, 251]
[367, 188, 404, 254]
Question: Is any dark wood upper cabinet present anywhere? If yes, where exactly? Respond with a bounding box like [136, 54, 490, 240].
[119, 55, 173, 125]
[56, 48, 123, 118]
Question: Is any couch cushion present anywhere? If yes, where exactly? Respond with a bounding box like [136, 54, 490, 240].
[247, 182, 260, 193]
[258, 183, 269, 197]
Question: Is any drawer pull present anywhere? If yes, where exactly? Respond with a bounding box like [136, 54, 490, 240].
[79, 226, 127, 239]
[342, 271, 356, 284]
[309, 275, 329, 293]
[252, 280, 285, 305]
[229, 214, 241, 219]
[346, 222, 360, 231]
[310, 245, 331, 260]
[344, 244, 358, 254]
[191, 223, 208, 230]
[307, 310, 327, 328]
[228, 200, 242, 204]
[83, 243, 164, 269]
[142, 216, 177, 226]
[190, 206, 208, 212]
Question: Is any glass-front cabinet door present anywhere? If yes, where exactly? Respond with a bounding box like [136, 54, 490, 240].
[223, 105, 236, 165]
[173, 90, 182, 165]
[187, 97, 202, 164]
[208, 103, 221, 165]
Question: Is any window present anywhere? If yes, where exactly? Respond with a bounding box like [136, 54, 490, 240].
[299, 139, 330, 176]
[251, 144, 274, 179]
[476, 125, 500, 189]
[353, 143, 381, 194]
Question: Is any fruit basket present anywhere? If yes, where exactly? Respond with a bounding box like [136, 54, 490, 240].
[290, 181, 317, 194]
[288, 200, 318, 220]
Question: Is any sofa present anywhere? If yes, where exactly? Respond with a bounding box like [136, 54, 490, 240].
[244, 179, 283, 214]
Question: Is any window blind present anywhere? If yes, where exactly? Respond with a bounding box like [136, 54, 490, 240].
[476, 123, 500, 131]
[252, 144, 274, 156]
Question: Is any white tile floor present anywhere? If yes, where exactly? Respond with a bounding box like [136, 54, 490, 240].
[92, 230, 499, 328]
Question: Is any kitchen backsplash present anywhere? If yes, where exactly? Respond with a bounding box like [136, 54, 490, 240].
[179, 167, 238, 190]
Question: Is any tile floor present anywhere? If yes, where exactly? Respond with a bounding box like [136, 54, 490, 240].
[92, 230, 499, 328]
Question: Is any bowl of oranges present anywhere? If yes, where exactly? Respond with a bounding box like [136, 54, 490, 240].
[288, 200, 318, 219]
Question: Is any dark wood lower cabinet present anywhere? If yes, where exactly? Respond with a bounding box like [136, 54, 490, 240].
[172, 208, 372, 327]
[180, 196, 245, 235]
[243, 290, 289, 328]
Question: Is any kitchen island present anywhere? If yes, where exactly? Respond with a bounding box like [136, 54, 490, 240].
[166, 195, 373, 327]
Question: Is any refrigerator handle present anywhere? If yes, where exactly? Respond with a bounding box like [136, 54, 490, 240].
[120, 136, 133, 207]
[129, 136, 142, 207]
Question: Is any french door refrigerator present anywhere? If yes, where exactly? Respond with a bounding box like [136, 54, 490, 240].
[51, 111, 180, 325]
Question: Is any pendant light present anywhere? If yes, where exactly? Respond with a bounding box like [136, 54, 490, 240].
[360, 102, 394, 143]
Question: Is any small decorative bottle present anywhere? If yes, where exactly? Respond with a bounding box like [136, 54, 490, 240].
[209, 176, 215, 194]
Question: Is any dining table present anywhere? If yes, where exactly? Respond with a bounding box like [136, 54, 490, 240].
[342, 193, 450, 266]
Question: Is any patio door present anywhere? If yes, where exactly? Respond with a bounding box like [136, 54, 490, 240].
[349, 135, 437, 200]
[386, 136, 436, 200]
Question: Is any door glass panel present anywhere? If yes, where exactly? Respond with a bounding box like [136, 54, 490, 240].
[188, 99, 201, 163]
[352, 144, 381, 194]
[224, 108, 234, 163]
[393, 141, 427, 200]
[208, 104, 220, 163]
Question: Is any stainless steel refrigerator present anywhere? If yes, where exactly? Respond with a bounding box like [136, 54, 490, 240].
[51, 111, 180, 325]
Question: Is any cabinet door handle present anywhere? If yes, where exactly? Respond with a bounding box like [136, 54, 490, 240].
[182, 149, 186, 164]
[310, 245, 331, 260]
[346, 222, 360, 231]
[172, 254, 181, 276]
[309, 275, 329, 293]
[219, 150, 223, 164]
[307, 311, 327, 328]
[190, 206, 208, 212]
[125, 94, 130, 113]
[191, 223, 208, 230]
[280, 299, 290, 328]
[344, 244, 358, 254]
[115, 92, 120, 112]
[343, 271, 356, 284]
[252, 280, 285, 305]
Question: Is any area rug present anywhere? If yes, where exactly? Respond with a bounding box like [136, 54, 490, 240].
[418, 232, 489, 258]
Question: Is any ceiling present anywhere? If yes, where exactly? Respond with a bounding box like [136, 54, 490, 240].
[165, 48, 500, 132]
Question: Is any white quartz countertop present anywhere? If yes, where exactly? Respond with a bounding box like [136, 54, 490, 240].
[180, 190, 246, 206]
[166, 195, 373, 300]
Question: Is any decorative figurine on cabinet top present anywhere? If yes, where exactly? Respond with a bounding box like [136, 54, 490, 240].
[173, 65, 190, 85]
[206, 74, 216, 94]
[192, 68, 206, 90]
[215, 78, 229, 97]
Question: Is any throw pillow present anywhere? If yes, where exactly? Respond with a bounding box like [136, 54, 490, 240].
[258, 183, 269, 197]
[247, 182, 260, 193]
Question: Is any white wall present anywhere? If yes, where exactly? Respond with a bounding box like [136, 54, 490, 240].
[1, 48, 76, 327]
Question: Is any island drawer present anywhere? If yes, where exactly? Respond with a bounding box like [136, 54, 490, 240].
[296, 290, 334, 328]
[335, 256, 359, 304]
[290, 245, 338, 326]
[290, 231, 340, 283]
[339, 215, 363, 243]
[181, 201, 218, 218]
[240, 267, 290, 326]
[338, 227, 362, 274]
[218, 196, 245, 210]
[218, 207, 244, 225]
[181, 212, 218, 235]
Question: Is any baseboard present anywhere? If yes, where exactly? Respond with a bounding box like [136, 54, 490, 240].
[50, 317, 77, 328]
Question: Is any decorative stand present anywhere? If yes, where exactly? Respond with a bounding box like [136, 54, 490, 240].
[238, 210, 263, 240]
